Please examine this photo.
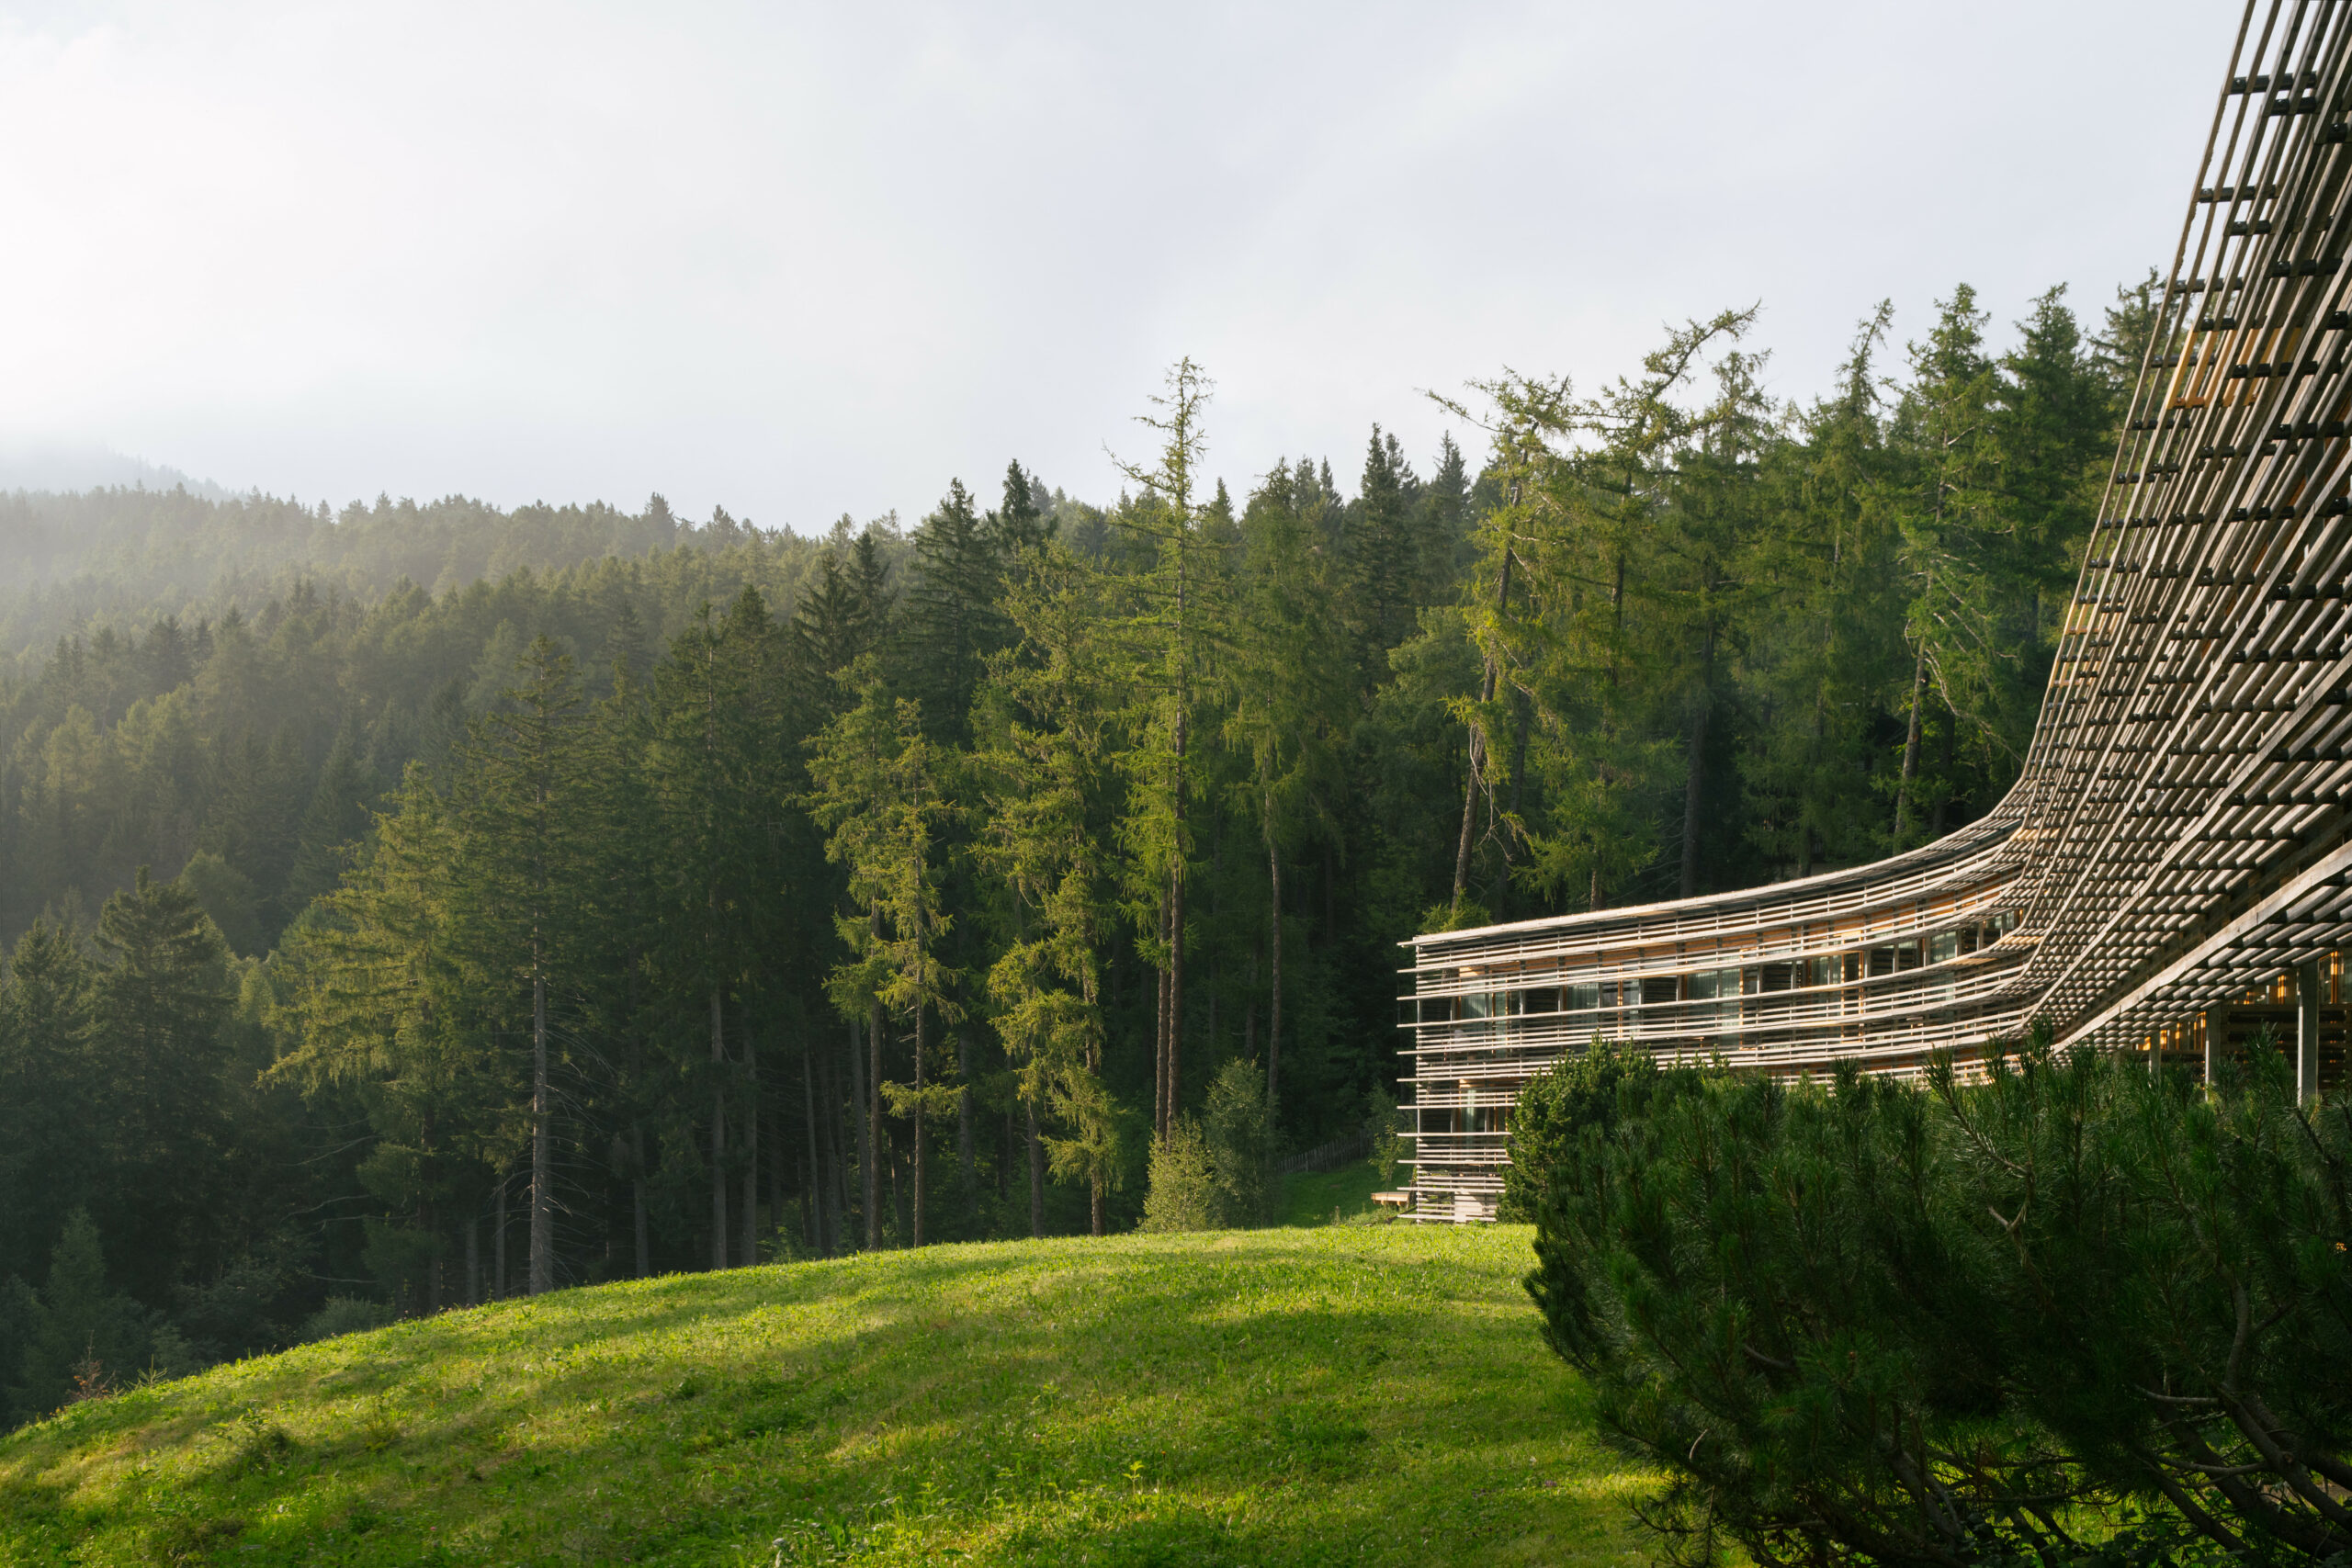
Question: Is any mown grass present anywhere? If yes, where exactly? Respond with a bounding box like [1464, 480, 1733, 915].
[0, 1225, 1650, 1567]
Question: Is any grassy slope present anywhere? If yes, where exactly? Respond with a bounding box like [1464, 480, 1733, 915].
[0, 1226, 1649, 1567]
[1275, 1163, 1386, 1228]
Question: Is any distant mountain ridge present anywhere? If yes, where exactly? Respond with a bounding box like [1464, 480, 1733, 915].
[0, 444, 232, 501]
[0, 486, 814, 662]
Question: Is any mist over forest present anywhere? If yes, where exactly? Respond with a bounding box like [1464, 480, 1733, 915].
[0, 276, 2141, 1419]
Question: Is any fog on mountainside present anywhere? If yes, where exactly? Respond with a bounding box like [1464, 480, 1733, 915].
[0, 278, 2139, 1416]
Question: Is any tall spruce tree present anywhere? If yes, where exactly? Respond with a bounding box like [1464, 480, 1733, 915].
[285, 719, 378, 917]
[89, 867, 233, 1303]
[460, 635, 590, 1295]
[648, 590, 788, 1269]
[903, 479, 1011, 745]
[1344, 425, 1421, 682]
[1887, 287, 2008, 845]
[1229, 464, 1349, 1116]
[0, 922, 96, 1302]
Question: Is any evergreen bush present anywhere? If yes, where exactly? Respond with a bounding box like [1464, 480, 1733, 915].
[1528, 1032, 2352, 1565]
[1495, 1035, 1659, 1222]
[1141, 1060, 1275, 1232]
[1137, 1119, 1224, 1233]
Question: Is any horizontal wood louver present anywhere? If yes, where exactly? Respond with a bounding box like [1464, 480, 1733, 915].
[1397, 0, 2352, 1222]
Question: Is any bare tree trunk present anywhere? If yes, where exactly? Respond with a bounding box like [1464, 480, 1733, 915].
[1590, 547, 1626, 913]
[1453, 730, 1484, 905]
[626, 949, 650, 1278]
[803, 1049, 826, 1257]
[1169, 850, 1186, 1127]
[1679, 700, 1711, 898]
[630, 1124, 650, 1279]
[848, 1014, 874, 1250]
[1894, 635, 1930, 842]
[709, 985, 728, 1270]
[825, 1049, 850, 1250]
[912, 1003, 927, 1247]
[493, 1175, 508, 1301]
[868, 995, 886, 1247]
[465, 1216, 480, 1307]
[768, 1100, 784, 1242]
[423, 1192, 441, 1315]
[1026, 1098, 1045, 1238]
[741, 1030, 759, 1268]
[1454, 548, 1514, 904]
[530, 961, 552, 1294]
[1267, 825, 1283, 1119]
[1679, 623, 1716, 900]
[842, 1029, 860, 1250]
[1493, 691, 1531, 914]
[1929, 704, 1954, 838]
[1155, 901, 1172, 1142]
[1091, 1174, 1105, 1237]
[890, 1132, 909, 1241]
[956, 1030, 975, 1224]
[1800, 696, 1824, 879]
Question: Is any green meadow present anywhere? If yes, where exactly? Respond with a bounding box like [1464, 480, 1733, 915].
[0, 1224, 1651, 1567]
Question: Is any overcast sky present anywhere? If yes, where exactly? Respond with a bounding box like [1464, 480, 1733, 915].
[0, 1, 2229, 530]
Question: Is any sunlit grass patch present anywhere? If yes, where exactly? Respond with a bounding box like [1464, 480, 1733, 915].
[0, 1225, 1651, 1566]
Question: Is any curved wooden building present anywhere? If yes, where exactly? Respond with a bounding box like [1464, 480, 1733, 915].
[1400, 0, 2352, 1221]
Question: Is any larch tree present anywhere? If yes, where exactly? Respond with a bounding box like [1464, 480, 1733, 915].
[978, 542, 1126, 1235]
[1108, 358, 1219, 1144]
[809, 664, 960, 1247]
[278, 770, 514, 1311]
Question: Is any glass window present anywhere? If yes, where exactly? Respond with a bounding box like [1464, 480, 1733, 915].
[1929, 931, 1960, 964]
[1687, 968, 1739, 1028]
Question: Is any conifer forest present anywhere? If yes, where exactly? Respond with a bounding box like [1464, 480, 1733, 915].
[0, 283, 2143, 1423]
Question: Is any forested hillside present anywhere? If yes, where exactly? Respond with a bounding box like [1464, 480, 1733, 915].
[0, 486, 970, 660]
[0, 282, 2143, 1421]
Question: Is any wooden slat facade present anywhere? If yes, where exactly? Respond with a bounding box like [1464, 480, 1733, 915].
[1400, 0, 2352, 1222]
